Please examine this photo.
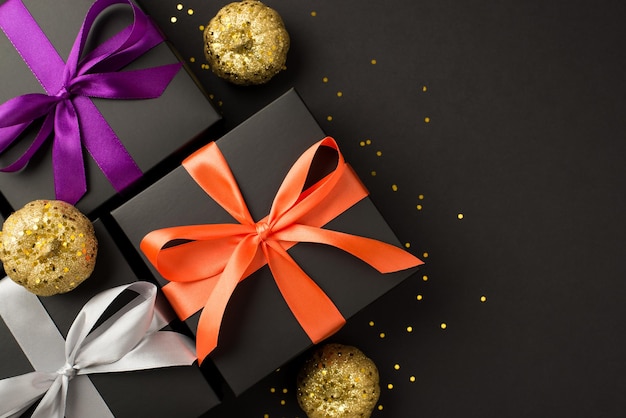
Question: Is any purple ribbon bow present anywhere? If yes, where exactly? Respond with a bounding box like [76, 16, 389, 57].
[0, 0, 182, 204]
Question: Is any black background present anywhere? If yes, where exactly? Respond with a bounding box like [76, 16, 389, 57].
[4, 0, 626, 416]
[143, 1, 626, 417]
[158, 1, 625, 416]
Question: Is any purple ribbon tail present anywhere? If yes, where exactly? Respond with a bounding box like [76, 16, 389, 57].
[0, 93, 61, 171]
[0, 113, 55, 172]
[54, 101, 87, 205]
[0, 94, 60, 127]
[0, 124, 29, 153]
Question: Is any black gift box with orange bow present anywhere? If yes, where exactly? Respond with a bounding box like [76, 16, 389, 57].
[0, 220, 220, 417]
[0, 0, 220, 216]
[111, 89, 421, 396]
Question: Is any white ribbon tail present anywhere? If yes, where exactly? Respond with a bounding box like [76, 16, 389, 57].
[0, 371, 55, 418]
[31, 374, 70, 418]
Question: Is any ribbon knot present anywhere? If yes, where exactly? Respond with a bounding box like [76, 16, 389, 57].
[0, 0, 182, 204]
[56, 363, 78, 380]
[255, 221, 272, 241]
[54, 86, 71, 101]
[141, 137, 423, 363]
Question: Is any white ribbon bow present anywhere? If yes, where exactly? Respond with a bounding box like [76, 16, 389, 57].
[0, 280, 197, 418]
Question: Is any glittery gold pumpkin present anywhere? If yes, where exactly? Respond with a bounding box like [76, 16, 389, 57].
[297, 344, 381, 418]
[0, 200, 97, 296]
[203, 0, 290, 85]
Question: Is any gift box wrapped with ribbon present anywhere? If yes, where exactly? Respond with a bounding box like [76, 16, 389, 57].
[112, 89, 423, 395]
[0, 221, 220, 417]
[0, 0, 220, 215]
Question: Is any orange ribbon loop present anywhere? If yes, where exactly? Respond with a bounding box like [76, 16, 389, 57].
[140, 137, 423, 362]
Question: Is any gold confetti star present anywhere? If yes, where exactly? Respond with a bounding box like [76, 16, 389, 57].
[392, 184, 398, 191]
[416, 294, 423, 301]
[322, 76, 329, 83]
[440, 323, 447, 330]
[176, 3, 183, 10]
[422, 85, 428, 92]
[337, 91, 343, 97]
[371, 59, 377, 65]
[410, 375, 416, 382]
[311, 11, 317, 17]
[406, 326, 414, 332]
[424, 117, 431, 123]
[170, 16, 177, 23]
[481, 295, 487, 302]
[457, 213, 464, 219]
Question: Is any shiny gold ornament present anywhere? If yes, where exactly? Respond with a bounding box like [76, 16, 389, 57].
[203, 0, 290, 85]
[0, 200, 97, 296]
[297, 344, 380, 418]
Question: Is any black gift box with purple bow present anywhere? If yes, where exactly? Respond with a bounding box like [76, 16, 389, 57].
[0, 0, 220, 215]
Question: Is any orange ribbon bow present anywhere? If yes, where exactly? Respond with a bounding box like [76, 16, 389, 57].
[140, 137, 423, 362]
